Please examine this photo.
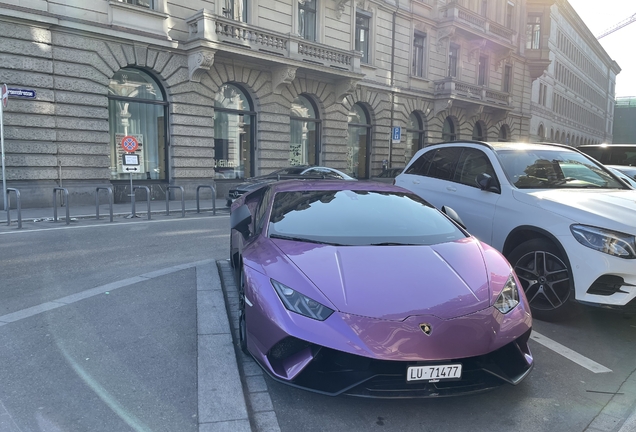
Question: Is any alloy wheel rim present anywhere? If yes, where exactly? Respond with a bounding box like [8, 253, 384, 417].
[513, 250, 571, 311]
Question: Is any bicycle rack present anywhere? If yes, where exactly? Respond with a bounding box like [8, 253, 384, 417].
[131, 186, 151, 220]
[53, 187, 70, 225]
[166, 185, 185, 218]
[6, 188, 22, 229]
[95, 186, 114, 222]
[196, 185, 217, 216]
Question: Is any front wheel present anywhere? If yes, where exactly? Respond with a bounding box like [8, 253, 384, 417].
[507, 239, 578, 321]
[237, 265, 249, 355]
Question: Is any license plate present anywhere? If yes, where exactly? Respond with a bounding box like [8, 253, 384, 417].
[406, 364, 462, 382]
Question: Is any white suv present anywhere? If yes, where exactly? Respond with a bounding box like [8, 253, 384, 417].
[395, 141, 636, 320]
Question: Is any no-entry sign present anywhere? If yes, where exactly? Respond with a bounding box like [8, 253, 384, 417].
[121, 135, 139, 152]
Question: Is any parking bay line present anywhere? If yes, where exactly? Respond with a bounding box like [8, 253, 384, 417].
[0, 259, 215, 326]
[531, 331, 612, 374]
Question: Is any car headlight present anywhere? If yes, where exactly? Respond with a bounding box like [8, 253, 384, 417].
[570, 224, 636, 259]
[271, 279, 334, 321]
[494, 274, 520, 314]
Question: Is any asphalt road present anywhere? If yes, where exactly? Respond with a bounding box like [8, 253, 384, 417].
[264, 305, 636, 432]
[2, 213, 635, 432]
[0, 214, 230, 432]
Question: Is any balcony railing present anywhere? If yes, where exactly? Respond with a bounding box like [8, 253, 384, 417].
[435, 78, 511, 106]
[186, 11, 360, 73]
[439, 3, 514, 46]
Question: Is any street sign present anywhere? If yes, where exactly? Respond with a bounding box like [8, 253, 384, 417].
[392, 126, 402, 144]
[121, 135, 139, 152]
[7, 88, 36, 99]
[122, 153, 140, 172]
[1, 84, 8, 108]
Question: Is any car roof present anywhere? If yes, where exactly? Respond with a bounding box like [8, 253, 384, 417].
[426, 140, 580, 152]
[266, 179, 409, 194]
[578, 144, 636, 148]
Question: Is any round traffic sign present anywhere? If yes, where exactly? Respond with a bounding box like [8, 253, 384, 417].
[121, 135, 139, 152]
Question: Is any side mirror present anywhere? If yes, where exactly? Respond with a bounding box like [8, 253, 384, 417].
[230, 204, 252, 239]
[476, 173, 501, 193]
[441, 206, 467, 230]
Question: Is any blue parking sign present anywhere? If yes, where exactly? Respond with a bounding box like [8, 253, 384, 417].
[392, 126, 402, 143]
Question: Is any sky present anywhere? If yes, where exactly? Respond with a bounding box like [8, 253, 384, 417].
[568, 0, 636, 97]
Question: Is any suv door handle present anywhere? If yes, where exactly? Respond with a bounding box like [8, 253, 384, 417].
[412, 180, 420, 184]
[446, 186, 457, 192]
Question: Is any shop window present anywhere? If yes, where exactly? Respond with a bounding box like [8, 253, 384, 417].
[347, 104, 372, 178]
[108, 68, 168, 181]
[442, 117, 457, 141]
[290, 95, 320, 166]
[498, 124, 510, 142]
[472, 121, 487, 141]
[406, 112, 426, 160]
[214, 84, 256, 179]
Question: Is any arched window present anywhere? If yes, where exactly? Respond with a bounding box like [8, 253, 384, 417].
[214, 84, 256, 179]
[550, 128, 554, 142]
[406, 112, 426, 160]
[471, 121, 487, 141]
[498, 124, 510, 142]
[538, 124, 544, 142]
[566, 133, 571, 145]
[290, 95, 320, 166]
[108, 68, 168, 180]
[442, 117, 457, 141]
[347, 104, 372, 179]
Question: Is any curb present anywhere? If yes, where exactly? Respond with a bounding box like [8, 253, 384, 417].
[216, 260, 282, 432]
[196, 261, 251, 431]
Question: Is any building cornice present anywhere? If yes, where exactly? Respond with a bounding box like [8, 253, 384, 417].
[0, 4, 177, 49]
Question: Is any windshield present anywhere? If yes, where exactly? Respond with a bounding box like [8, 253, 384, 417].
[496, 149, 627, 189]
[268, 190, 467, 246]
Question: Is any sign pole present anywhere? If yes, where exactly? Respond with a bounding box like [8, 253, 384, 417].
[1, 85, 7, 212]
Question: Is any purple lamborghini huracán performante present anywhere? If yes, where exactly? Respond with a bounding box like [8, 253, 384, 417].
[229, 180, 533, 398]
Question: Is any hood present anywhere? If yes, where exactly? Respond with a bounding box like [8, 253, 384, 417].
[513, 189, 636, 233]
[272, 238, 491, 321]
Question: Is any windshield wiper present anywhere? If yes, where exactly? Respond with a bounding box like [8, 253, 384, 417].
[269, 234, 343, 246]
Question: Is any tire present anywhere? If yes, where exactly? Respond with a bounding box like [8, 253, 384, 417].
[237, 264, 249, 355]
[507, 238, 578, 321]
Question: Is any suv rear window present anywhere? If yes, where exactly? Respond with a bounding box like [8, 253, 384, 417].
[578, 146, 636, 166]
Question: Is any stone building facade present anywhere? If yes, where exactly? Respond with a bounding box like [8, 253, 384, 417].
[0, 0, 607, 207]
[526, 0, 619, 146]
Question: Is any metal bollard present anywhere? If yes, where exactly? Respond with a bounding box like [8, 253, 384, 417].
[132, 186, 151, 220]
[96, 186, 114, 222]
[166, 185, 185, 218]
[6, 188, 22, 229]
[53, 187, 70, 225]
[196, 185, 217, 216]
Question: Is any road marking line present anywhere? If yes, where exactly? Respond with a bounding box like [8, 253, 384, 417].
[531, 331, 612, 374]
[0, 215, 230, 235]
[0, 259, 214, 326]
